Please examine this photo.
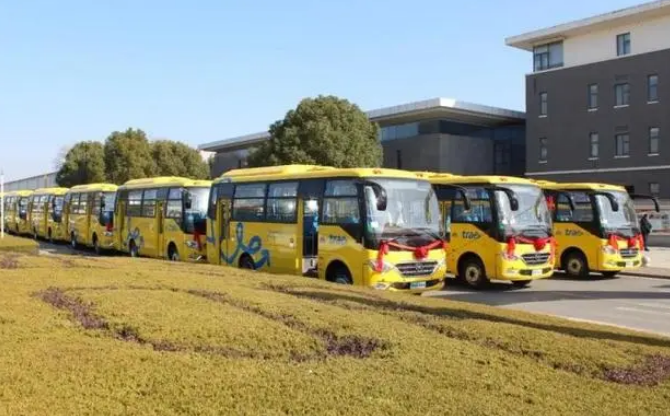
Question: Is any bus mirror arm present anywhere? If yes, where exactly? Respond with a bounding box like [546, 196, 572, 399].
[441, 185, 471, 211]
[595, 192, 619, 212]
[558, 192, 576, 212]
[184, 190, 193, 210]
[630, 194, 660, 213]
[363, 182, 387, 211]
[493, 187, 519, 211]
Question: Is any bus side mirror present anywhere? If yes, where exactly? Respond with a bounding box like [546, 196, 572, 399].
[596, 192, 619, 212]
[100, 196, 106, 210]
[457, 189, 471, 212]
[559, 192, 576, 211]
[630, 193, 660, 213]
[184, 191, 193, 210]
[498, 188, 519, 211]
[366, 184, 387, 211]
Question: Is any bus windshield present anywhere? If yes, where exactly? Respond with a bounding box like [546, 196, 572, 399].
[496, 184, 552, 236]
[596, 191, 638, 232]
[184, 187, 209, 234]
[365, 179, 442, 247]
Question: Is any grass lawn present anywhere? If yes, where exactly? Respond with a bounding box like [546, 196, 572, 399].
[1, 250, 670, 415]
[0, 234, 38, 255]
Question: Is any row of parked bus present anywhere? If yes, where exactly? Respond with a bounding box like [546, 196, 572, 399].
[1, 164, 659, 292]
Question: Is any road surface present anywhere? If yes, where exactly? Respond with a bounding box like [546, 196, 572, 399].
[426, 273, 670, 337]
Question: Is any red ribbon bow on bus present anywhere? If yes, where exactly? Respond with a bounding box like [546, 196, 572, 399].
[506, 235, 557, 260]
[607, 233, 644, 251]
[375, 239, 447, 273]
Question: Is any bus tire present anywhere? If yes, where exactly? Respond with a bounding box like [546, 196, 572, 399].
[129, 240, 140, 258]
[93, 234, 101, 255]
[239, 254, 255, 270]
[168, 244, 179, 262]
[326, 262, 353, 285]
[459, 255, 489, 289]
[563, 250, 589, 279]
[512, 280, 532, 288]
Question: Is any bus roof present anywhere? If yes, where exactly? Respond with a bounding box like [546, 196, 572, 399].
[68, 183, 119, 193]
[3, 190, 34, 197]
[32, 187, 69, 196]
[539, 182, 627, 192]
[214, 164, 430, 184]
[428, 174, 537, 186]
[119, 177, 212, 190]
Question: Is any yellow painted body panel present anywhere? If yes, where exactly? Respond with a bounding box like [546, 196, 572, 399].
[6, 191, 34, 235]
[28, 188, 69, 240]
[65, 184, 118, 249]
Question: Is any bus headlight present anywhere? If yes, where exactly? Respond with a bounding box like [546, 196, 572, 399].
[373, 282, 391, 290]
[602, 246, 617, 255]
[368, 260, 396, 274]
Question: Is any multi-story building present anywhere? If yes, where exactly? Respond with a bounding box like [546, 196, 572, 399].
[3, 172, 57, 192]
[200, 97, 526, 177]
[506, 0, 670, 199]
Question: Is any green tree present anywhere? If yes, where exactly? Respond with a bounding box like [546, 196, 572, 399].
[247, 95, 382, 168]
[55, 141, 107, 187]
[104, 128, 155, 184]
[151, 140, 210, 179]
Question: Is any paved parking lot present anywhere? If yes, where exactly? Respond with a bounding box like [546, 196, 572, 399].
[427, 272, 670, 337]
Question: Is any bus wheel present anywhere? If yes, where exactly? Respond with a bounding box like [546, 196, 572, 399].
[564, 251, 589, 278]
[512, 280, 532, 288]
[129, 241, 140, 258]
[168, 245, 180, 262]
[239, 255, 255, 270]
[327, 263, 353, 285]
[93, 235, 102, 255]
[460, 257, 488, 289]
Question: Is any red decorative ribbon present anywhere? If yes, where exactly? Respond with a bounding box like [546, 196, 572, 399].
[608, 233, 643, 251]
[545, 196, 556, 211]
[376, 239, 447, 272]
[506, 235, 557, 261]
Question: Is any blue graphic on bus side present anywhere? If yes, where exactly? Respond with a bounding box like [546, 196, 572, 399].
[220, 222, 270, 269]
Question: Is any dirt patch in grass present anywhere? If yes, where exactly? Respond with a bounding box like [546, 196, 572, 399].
[38, 287, 107, 330]
[187, 289, 390, 359]
[0, 253, 20, 269]
[604, 355, 670, 386]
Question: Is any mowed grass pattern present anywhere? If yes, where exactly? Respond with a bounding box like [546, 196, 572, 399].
[1, 251, 670, 415]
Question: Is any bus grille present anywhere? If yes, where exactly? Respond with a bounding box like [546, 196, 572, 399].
[396, 261, 438, 277]
[521, 252, 550, 266]
[619, 248, 639, 259]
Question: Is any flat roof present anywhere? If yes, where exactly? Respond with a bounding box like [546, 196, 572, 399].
[198, 97, 525, 152]
[506, 0, 670, 51]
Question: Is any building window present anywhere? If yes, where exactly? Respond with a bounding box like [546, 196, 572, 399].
[650, 183, 660, 198]
[588, 84, 598, 109]
[396, 150, 403, 169]
[617, 33, 631, 56]
[533, 41, 563, 71]
[539, 137, 548, 162]
[649, 127, 660, 155]
[615, 133, 630, 157]
[615, 83, 630, 106]
[539, 92, 548, 116]
[648, 74, 659, 102]
[589, 132, 599, 159]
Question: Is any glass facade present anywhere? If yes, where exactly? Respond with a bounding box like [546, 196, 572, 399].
[379, 118, 494, 142]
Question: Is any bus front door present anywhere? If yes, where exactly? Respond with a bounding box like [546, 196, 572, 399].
[301, 199, 319, 277]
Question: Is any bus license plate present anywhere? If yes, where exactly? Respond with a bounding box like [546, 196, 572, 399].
[410, 281, 427, 290]
[532, 269, 542, 277]
[625, 261, 634, 268]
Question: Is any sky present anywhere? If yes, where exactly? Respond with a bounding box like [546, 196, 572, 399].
[0, 0, 648, 181]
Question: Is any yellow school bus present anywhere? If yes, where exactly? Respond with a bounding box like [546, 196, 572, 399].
[115, 177, 211, 261]
[424, 173, 555, 289]
[3, 190, 34, 235]
[65, 184, 119, 253]
[207, 165, 447, 293]
[536, 181, 659, 278]
[28, 187, 69, 242]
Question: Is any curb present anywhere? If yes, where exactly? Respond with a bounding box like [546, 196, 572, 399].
[621, 269, 670, 279]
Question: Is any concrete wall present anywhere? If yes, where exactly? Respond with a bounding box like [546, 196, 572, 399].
[526, 46, 670, 197]
[4, 172, 57, 191]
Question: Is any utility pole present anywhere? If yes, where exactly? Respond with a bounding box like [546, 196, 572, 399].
[1, 170, 5, 240]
